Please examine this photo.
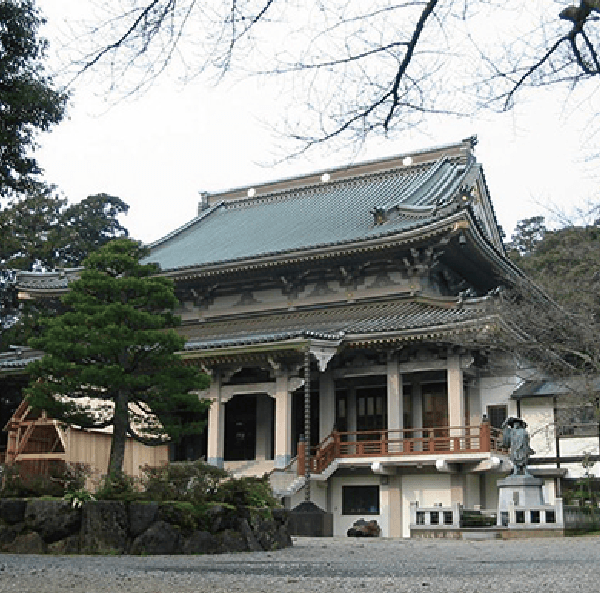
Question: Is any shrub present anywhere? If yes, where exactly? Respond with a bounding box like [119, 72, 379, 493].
[140, 459, 228, 504]
[215, 475, 279, 509]
[0, 462, 92, 498]
[95, 471, 140, 501]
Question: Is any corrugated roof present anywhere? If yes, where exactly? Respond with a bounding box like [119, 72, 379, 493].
[183, 298, 482, 351]
[146, 157, 469, 272]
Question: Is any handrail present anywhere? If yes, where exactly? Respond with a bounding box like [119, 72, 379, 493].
[305, 422, 503, 475]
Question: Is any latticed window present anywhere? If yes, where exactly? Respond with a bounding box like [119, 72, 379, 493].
[557, 406, 598, 437]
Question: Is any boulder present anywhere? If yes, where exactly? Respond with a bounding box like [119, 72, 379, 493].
[5, 531, 46, 554]
[216, 529, 248, 553]
[80, 501, 128, 554]
[0, 524, 24, 546]
[130, 520, 181, 555]
[273, 524, 293, 549]
[238, 518, 262, 552]
[347, 519, 381, 537]
[255, 517, 278, 550]
[0, 499, 27, 525]
[48, 534, 80, 554]
[129, 502, 159, 538]
[25, 499, 81, 543]
[182, 530, 219, 555]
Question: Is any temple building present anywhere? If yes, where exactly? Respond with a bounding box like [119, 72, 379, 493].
[5, 137, 597, 536]
[140, 137, 533, 537]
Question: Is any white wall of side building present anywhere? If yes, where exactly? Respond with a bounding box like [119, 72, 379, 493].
[331, 474, 389, 537]
[520, 398, 556, 459]
[478, 374, 520, 418]
[401, 473, 452, 538]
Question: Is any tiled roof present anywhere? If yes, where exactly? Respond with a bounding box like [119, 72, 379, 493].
[0, 348, 43, 370]
[146, 157, 470, 272]
[511, 378, 600, 399]
[15, 269, 81, 292]
[183, 298, 484, 351]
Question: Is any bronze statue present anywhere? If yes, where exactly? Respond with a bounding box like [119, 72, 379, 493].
[501, 417, 535, 476]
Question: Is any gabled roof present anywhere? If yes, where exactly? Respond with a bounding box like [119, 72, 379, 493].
[145, 140, 490, 272]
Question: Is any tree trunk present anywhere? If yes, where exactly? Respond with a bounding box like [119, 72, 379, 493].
[108, 391, 128, 476]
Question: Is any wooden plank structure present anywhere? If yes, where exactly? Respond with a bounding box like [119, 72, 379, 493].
[4, 400, 168, 489]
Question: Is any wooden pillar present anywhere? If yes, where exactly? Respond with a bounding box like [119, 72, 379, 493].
[448, 354, 465, 440]
[387, 357, 403, 453]
[207, 371, 225, 468]
[319, 369, 335, 442]
[274, 371, 293, 468]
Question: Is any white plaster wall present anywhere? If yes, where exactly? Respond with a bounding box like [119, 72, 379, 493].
[483, 473, 501, 511]
[288, 481, 328, 513]
[401, 473, 451, 538]
[330, 474, 388, 537]
[464, 474, 480, 508]
[520, 399, 556, 459]
[478, 375, 520, 418]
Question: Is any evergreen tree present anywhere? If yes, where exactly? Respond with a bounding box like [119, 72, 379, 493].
[25, 238, 210, 476]
[0, 0, 67, 197]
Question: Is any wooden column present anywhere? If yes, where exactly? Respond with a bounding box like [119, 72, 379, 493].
[448, 354, 465, 443]
[387, 357, 403, 453]
[274, 371, 293, 468]
[207, 371, 225, 468]
[319, 369, 335, 442]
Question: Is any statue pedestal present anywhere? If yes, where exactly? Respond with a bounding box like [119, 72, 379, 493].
[497, 474, 544, 526]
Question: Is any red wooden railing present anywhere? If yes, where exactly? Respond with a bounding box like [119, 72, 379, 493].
[300, 422, 503, 475]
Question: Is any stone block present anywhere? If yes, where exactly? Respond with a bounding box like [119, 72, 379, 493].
[130, 520, 181, 555]
[25, 499, 81, 543]
[182, 530, 219, 555]
[0, 499, 26, 525]
[129, 502, 159, 538]
[5, 531, 46, 554]
[80, 501, 128, 554]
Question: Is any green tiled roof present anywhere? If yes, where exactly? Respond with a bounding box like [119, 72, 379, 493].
[183, 299, 483, 351]
[146, 157, 469, 272]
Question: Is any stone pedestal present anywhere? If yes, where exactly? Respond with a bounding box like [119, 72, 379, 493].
[288, 501, 333, 537]
[497, 474, 544, 526]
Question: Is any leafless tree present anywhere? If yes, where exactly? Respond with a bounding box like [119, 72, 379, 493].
[49, 1, 600, 157]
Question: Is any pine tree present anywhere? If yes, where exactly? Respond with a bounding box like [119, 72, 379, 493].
[25, 238, 210, 476]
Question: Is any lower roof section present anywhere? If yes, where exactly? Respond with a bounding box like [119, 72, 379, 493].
[182, 296, 490, 354]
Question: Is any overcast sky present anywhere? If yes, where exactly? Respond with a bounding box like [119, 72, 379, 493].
[34, 1, 599, 246]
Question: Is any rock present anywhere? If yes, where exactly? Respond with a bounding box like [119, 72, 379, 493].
[129, 502, 159, 538]
[206, 504, 233, 532]
[4, 531, 46, 554]
[238, 518, 262, 552]
[158, 503, 197, 532]
[0, 499, 27, 525]
[347, 519, 381, 537]
[273, 524, 293, 549]
[25, 500, 81, 543]
[255, 518, 278, 550]
[182, 530, 219, 555]
[271, 508, 289, 526]
[80, 501, 128, 554]
[0, 524, 24, 546]
[48, 534, 80, 554]
[130, 520, 181, 555]
[217, 529, 248, 553]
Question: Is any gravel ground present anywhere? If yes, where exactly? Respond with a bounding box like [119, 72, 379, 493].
[1, 536, 600, 593]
